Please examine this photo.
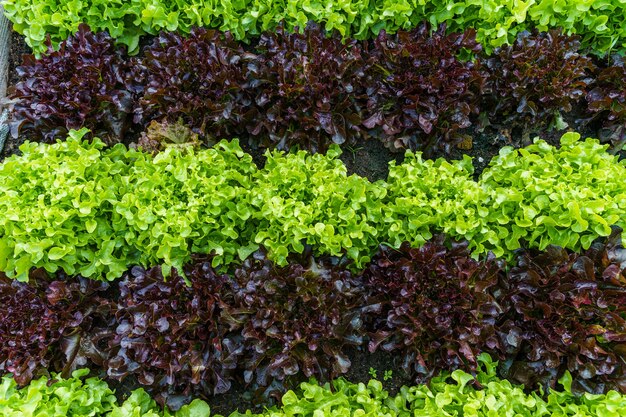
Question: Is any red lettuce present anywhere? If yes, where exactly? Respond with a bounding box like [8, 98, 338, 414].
[363, 238, 505, 381]
[587, 56, 626, 146]
[103, 260, 235, 410]
[364, 24, 484, 153]
[0, 269, 111, 385]
[482, 30, 595, 132]
[9, 24, 135, 143]
[498, 230, 626, 394]
[2, 234, 626, 405]
[132, 28, 253, 144]
[244, 23, 369, 152]
[220, 250, 372, 392]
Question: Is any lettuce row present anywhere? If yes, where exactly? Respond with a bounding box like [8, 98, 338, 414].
[1, 129, 625, 281]
[3, 0, 626, 56]
[4, 233, 625, 402]
[14, 24, 601, 155]
[3, 355, 626, 417]
[0, 369, 209, 417]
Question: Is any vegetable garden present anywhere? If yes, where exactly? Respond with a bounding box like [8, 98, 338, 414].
[0, 1, 626, 416]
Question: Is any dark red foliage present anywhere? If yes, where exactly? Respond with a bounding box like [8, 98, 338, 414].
[362, 238, 505, 381]
[365, 24, 484, 153]
[221, 250, 372, 390]
[498, 230, 626, 394]
[103, 260, 235, 410]
[2, 235, 626, 403]
[587, 56, 626, 144]
[245, 24, 369, 152]
[9, 24, 135, 143]
[132, 28, 254, 143]
[0, 268, 111, 386]
[482, 30, 595, 131]
[12, 24, 626, 155]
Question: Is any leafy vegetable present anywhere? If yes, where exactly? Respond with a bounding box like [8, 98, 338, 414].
[365, 23, 484, 153]
[363, 237, 504, 382]
[482, 30, 595, 133]
[399, 354, 626, 417]
[587, 55, 626, 147]
[1, 131, 625, 281]
[0, 369, 117, 417]
[0, 269, 111, 386]
[10, 25, 624, 153]
[364, 230, 626, 395]
[222, 249, 370, 391]
[4, 0, 626, 55]
[132, 28, 252, 145]
[251, 146, 385, 268]
[0, 370, 211, 416]
[244, 23, 369, 152]
[9, 24, 135, 143]
[135, 119, 201, 153]
[498, 229, 626, 395]
[384, 132, 626, 258]
[0, 130, 257, 281]
[2, 232, 626, 401]
[476, 132, 625, 256]
[104, 260, 233, 410]
[5, 356, 626, 417]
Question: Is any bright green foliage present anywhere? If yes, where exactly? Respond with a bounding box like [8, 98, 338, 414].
[4, 358, 626, 416]
[1, 130, 625, 281]
[0, 128, 257, 281]
[477, 132, 626, 256]
[0, 370, 210, 417]
[0, 369, 117, 417]
[252, 147, 386, 267]
[385, 132, 626, 258]
[2, 0, 626, 55]
[383, 153, 487, 250]
[393, 354, 626, 417]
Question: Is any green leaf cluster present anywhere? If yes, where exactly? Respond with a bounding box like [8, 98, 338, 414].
[2, 0, 626, 55]
[0, 369, 210, 417]
[1, 130, 625, 281]
[234, 355, 626, 417]
[384, 131, 626, 258]
[252, 147, 386, 267]
[4, 357, 626, 416]
[0, 128, 257, 281]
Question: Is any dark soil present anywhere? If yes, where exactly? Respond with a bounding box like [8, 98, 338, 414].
[7, 28, 29, 87]
[340, 139, 404, 182]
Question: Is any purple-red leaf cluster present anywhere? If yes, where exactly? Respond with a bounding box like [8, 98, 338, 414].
[498, 237, 626, 394]
[14, 24, 622, 153]
[362, 238, 505, 382]
[2, 234, 626, 407]
[365, 25, 484, 152]
[482, 30, 595, 130]
[221, 252, 370, 389]
[131, 28, 253, 145]
[245, 25, 369, 151]
[104, 261, 233, 410]
[10, 25, 134, 143]
[0, 269, 111, 385]
[587, 56, 626, 143]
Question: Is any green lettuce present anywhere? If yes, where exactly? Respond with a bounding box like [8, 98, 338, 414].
[2, 0, 626, 55]
[0, 130, 624, 281]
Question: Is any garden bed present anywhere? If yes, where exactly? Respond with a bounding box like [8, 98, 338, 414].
[1, 1, 626, 416]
